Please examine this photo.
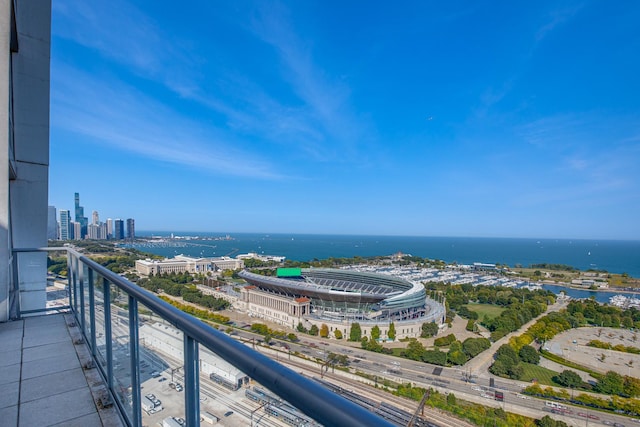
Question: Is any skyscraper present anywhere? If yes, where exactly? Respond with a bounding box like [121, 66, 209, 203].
[74, 192, 88, 238]
[72, 222, 82, 240]
[106, 218, 113, 239]
[92, 210, 99, 225]
[87, 224, 99, 239]
[126, 218, 135, 240]
[114, 219, 124, 240]
[99, 222, 108, 240]
[59, 210, 71, 240]
[47, 206, 57, 240]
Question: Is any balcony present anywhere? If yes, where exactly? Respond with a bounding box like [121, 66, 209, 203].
[3, 247, 395, 427]
[0, 313, 122, 426]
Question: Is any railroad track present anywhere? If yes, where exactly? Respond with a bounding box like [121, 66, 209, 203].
[278, 356, 474, 427]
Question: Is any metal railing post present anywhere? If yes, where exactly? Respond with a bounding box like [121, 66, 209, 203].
[9, 250, 21, 319]
[67, 250, 73, 311]
[79, 259, 86, 334]
[103, 278, 114, 391]
[67, 252, 80, 324]
[88, 268, 96, 354]
[184, 335, 200, 426]
[128, 295, 142, 427]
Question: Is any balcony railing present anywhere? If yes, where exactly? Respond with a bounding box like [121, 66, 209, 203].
[12, 247, 395, 427]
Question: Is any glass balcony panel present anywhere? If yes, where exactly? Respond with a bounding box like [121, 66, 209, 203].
[198, 341, 251, 424]
[110, 283, 134, 423]
[93, 274, 108, 373]
[83, 263, 91, 338]
[71, 256, 80, 316]
[138, 303, 185, 425]
[45, 267, 69, 311]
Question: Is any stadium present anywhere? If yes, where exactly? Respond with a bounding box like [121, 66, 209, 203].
[237, 268, 445, 339]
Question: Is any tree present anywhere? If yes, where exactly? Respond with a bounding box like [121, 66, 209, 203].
[537, 415, 568, 427]
[371, 325, 381, 341]
[334, 329, 343, 340]
[422, 349, 447, 366]
[462, 337, 491, 358]
[555, 370, 582, 389]
[388, 322, 396, 341]
[446, 392, 457, 406]
[624, 375, 640, 397]
[309, 324, 319, 336]
[404, 339, 426, 361]
[509, 364, 524, 379]
[519, 345, 540, 364]
[349, 323, 362, 342]
[448, 348, 469, 365]
[434, 334, 457, 347]
[489, 359, 510, 377]
[466, 319, 475, 332]
[495, 344, 519, 366]
[319, 324, 329, 338]
[296, 322, 307, 333]
[326, 352, 349, 372]
[596, 371, 625, 395]
[421, 321, 438, 338]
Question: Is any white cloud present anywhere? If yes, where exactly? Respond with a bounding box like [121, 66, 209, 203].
[51, 63, 280, 179]
[53, 0, 199, 96]
[53, 0, 373, 165]
[535, 4, 584, 43]
[249, 2, 372, 159]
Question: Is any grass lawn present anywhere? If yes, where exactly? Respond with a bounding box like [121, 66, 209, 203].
[518, 362, 559, 386]
[466, 303, 506, 321]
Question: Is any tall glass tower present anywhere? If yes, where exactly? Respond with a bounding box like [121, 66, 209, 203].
[59, 210, 71, 240]
[74, 192, 88, 238]
[47, 206, 57, 240]
[114, 219, 124, 240]
[126, 218, 135, 240]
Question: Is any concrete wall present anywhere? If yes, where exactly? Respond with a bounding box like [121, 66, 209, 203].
[0, 0, 51, 321]
[0, 0, 12, 321]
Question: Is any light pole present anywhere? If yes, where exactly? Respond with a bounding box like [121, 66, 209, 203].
[250, 402, 269, 427]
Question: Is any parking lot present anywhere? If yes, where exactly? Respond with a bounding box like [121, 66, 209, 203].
[544, 327, 640, 378]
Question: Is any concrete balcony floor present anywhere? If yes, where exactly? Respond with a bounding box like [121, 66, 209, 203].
[0, 313, 123, 426]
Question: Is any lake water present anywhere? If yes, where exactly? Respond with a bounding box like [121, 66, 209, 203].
[132, 232, 640, 278]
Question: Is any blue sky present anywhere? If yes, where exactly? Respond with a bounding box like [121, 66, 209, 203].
[49, 1, 640, 240]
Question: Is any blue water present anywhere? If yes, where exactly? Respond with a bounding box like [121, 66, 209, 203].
[132, 232, 640, 278]
[539, 285, 640, 304]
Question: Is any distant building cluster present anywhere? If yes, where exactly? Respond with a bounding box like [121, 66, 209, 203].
[236, 252, 286, 263]
[48, 192, 135, 241]
[135, 254, 245, 275]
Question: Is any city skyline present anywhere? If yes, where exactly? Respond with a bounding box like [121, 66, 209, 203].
[48, 1, 640, 240]
[50, 192, 135, 240]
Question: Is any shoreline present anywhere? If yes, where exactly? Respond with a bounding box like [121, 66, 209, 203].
[540, 281, 640, 294]
[125, 233, 640, 278]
